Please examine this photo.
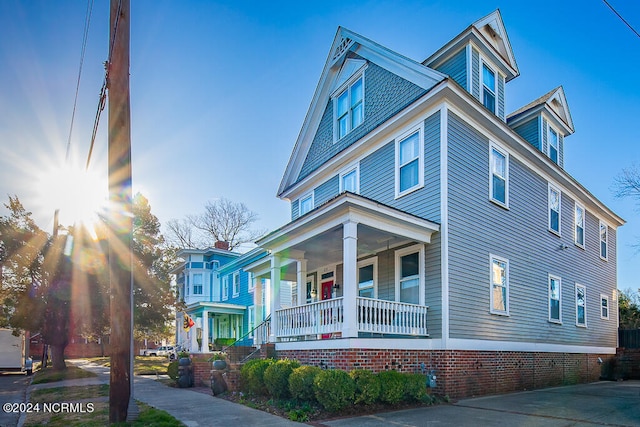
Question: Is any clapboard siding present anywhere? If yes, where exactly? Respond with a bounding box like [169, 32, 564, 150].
[512, 117, 540, 150]
[298, 64, 428, 182]
[497, 75, 505, 120]
[360, 111, 441, 222]
[471, 48, 480, 99]
[446, 111, 617, 347]
[434, 48, 467, 90]
[314, 175, 339, 207]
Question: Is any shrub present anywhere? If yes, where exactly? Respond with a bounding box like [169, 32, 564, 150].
[240, 358, 274, 395]
[377, 370, 404, 404]
[403, 373, 427, 402]
[349, 369, 381, 405]
[264, 359, 301, 399]
[314, 369, 355, 412]
[167, 360, 179, 381]
[289, 365, 322, 402]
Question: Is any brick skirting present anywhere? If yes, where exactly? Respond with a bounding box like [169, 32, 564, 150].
[277, 349, 611, 399]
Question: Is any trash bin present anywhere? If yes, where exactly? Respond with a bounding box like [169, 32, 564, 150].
[177, 357, 193, 388]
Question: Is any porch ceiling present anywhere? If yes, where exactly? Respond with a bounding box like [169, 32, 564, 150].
[259, 193, 440, 274]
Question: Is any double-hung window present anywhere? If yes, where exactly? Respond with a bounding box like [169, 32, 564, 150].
[357, 258, 377, 299]
[222, 275, 229, 300]
[549, 184, 561, 235]
[395, 127, 423, 197]
[299, 193, 313, 216]
[482, 63, 496, 113]
[548, 127, 559, 164]
[396, 245, 423, 305]
[575, 203, 585, 248]
[340, 165, 359, 194]
[600, 294, 609, 319]
[336, 76, 364, 139]
[599, 221, 608, 260]
[549, 275, 562, 323]
[193, 273, 203, 295]
[233, 272, 240, 297]
[490, 255, 509, 315]
[575, 284, 586, 327]
[490, 144, 508, 206]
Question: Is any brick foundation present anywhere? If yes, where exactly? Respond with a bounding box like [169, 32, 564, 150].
[277, 348, 612, 399]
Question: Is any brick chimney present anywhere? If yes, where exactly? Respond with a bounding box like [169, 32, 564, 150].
[214, 241, 230, 251]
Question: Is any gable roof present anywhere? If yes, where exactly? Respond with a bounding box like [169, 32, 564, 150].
[277, 27, 447, 198]
[507, 86, 575, 135]
[424, 9, 519, 82]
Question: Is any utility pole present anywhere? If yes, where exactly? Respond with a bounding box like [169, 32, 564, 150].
[107, 0, 133, 423]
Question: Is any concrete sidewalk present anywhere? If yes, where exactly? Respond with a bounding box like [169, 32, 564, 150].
[65, 359, 301, 427]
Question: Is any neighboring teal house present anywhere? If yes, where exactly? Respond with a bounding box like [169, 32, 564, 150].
[173, 244, 275, 352]
[239, 10, 625, 398]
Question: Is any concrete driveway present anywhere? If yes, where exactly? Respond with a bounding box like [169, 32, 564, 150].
[321, 381, 640, 427]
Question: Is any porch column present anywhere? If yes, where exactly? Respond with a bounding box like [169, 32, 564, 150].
[297, 258, 307, 306]
[201, 310, 209, 353]
[342, 220, 358, 338]
[269, 255, 281, 342]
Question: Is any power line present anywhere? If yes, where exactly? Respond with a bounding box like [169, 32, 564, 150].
[85, 0, 123, 170]
[603, 0, 640, 39]
[66, 0, 95, 164]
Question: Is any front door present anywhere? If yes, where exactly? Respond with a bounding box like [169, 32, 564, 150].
[320, 280, 333, 339]
[321, 280, 333, 301]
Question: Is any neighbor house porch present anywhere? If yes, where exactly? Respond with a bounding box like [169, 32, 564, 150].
[251, 192, 440, 344]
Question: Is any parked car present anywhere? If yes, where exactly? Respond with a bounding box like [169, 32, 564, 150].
[147, 345, 176, 359]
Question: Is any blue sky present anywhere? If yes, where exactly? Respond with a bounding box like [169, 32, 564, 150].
[0, 0, 638, 291]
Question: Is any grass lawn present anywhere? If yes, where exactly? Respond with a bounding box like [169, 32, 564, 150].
[23, 362, 183, 426]
[86, 356, 171, 375]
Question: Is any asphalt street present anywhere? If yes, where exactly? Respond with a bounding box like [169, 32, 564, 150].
[0, 373, 30, 427]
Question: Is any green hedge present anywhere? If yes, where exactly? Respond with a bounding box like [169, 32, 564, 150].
[167, 360, 179, 381]
[289, 365, 322, 402]
[240, 358, 274, 395]
[264, 359, 300, 399]
[314, 369, 355, 412]
[377, 370, 405, 404]
[350, 369, 381, 405]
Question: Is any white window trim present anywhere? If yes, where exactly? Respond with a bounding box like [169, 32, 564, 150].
[233, 271, 240, 297]
[299, 192, 314, 216]
[222, 275, 229, 301]
[489, 142, 509, 208]
[574, 203, 586, 249]
[575, 283, 587, 328]
[548, 274, 562, 324]
[394, 123, 425, 199]
[332, 67, 366, 142]
[480, 58, 497, 114]
[394, 244, 425, 305]
[600, 294, 610, 320]
[339, 163, 360, 194]
[357, 257, 378, 299]
[489, 254, 509, 316]
[547, 125, 559, 164]
[599, 220, 609, 261]
[248, 272, 255, 293]
[548, 183, 562, 236]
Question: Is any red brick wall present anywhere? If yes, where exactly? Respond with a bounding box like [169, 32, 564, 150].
[277, 348, 612, 399]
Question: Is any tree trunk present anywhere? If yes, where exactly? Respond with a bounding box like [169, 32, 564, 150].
[50, 344, 67, 370]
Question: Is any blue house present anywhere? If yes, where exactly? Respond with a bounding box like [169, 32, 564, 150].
[240, 10, 624, 397]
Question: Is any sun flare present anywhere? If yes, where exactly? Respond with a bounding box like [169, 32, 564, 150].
[35, 163, 108, 230]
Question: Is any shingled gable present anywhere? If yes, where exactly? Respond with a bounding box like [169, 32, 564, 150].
[507, 86, 575, 135]
[423, 9, 519, 82]
[277, 26, 447, 198]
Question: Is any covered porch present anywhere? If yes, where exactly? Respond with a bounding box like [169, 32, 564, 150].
[253, 192, 439, 343]
[180, 302, 246, 353]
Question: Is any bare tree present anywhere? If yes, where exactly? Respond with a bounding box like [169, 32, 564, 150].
[165, 218, 202, 249]
[190, 198, 265, 251]
[614, 164, 640, 201]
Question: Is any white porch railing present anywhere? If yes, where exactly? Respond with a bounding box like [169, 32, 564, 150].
[276, 298, 344, 338]
[253, 315, 271, 346]
[356, 297, 428, 336]
[274, 297, 428, 339]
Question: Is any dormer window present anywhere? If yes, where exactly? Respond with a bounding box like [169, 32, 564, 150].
[335, 75, 364, 139]
[548, 127, 559, 164]
[299, 193, 314, 216]
[482, 63, 496, 113]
